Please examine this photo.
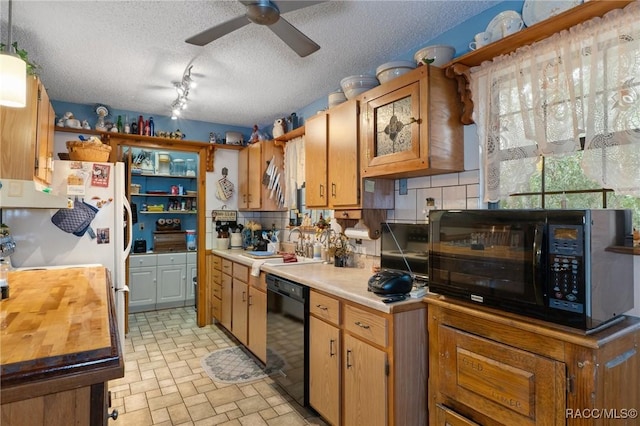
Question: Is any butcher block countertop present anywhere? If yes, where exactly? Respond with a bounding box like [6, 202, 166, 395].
[0, 266, 123, 404]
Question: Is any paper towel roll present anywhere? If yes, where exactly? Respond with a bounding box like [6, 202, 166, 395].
[344, 228, 372, 240]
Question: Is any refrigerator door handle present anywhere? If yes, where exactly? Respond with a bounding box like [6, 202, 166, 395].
[123, 195, 133, 259]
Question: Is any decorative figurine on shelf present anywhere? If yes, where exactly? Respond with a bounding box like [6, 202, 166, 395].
[82, 120, 91, 130]
[272, 118, 287, 138]
[250, 125, 260, 144]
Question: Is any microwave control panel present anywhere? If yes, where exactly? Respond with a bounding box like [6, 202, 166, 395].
[547, 224, 585, 313]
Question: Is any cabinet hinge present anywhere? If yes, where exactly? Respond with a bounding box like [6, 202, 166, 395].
[566, 375, 575, 394]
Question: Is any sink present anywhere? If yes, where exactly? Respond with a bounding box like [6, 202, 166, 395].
[239, 255, 323, 266]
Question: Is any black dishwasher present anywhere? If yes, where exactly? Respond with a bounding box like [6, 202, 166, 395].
[266, 273, 309, 407]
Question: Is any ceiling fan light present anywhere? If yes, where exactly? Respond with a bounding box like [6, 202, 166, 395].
[247, 1, 280, 25]
[0, 52, 27, 108]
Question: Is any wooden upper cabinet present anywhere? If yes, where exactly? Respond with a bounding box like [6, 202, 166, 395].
[305, 112, 328, 208]
[304, 101, 361, 209]
[238, 140, 286, 211]
[0, 77, 40, 181]
[238, 143, 262, 210]
[328, 99, 360, 208]
[360, 65, 463, 179]
[35, 82, 55, 184]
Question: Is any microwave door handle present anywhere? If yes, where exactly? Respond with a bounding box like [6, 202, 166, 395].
[532, 224, 545, 305]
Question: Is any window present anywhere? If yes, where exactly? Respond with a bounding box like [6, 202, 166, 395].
[471, 2, 640, 214]
[499, 150, 640, 229]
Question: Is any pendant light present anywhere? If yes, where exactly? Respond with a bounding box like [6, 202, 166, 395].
[0, 0, 27, 108]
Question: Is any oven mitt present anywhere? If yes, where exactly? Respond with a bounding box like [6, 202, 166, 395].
[51, 198, 98, 237]
[72, 202, 99, 237]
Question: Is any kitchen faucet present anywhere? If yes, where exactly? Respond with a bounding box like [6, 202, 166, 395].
[288, 227, 305, 256]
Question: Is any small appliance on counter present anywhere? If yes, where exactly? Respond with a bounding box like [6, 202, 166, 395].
[428, 209, 634, 332]
[380, 222, 429, 284]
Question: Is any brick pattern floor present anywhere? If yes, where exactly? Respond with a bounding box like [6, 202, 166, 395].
[109, 307, 327, 425]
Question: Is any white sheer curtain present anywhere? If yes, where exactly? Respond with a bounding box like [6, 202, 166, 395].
[471, 2, 640, 202]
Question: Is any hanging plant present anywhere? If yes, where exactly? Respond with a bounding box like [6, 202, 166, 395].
[0, 41, 40, 75]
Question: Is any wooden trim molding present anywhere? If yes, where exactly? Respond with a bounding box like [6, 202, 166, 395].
[445, 63, 473, 125]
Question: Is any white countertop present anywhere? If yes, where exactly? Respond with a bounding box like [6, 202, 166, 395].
[210, 249, 426, 313]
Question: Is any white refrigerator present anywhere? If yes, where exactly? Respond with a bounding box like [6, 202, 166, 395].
[2, 161, 132, 348]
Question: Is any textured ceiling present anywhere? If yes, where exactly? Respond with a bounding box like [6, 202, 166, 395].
[2, 0, 499, 127]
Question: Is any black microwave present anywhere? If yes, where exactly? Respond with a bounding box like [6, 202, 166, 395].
[380, 223, 428, 283]
[428, 209, 634, 332]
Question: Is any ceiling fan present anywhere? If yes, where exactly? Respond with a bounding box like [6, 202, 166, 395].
[185, 0, 324, 57]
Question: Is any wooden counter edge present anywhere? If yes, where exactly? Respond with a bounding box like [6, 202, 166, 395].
[0, 270, 124, 404]
[424, 294, 640, 348]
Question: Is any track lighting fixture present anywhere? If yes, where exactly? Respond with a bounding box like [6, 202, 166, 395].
[170, 65, 195, 119]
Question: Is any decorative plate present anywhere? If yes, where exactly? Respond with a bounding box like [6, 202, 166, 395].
[522, 0, 583, 27]
[95, 105, 109, 117]
[486, 10, 524, 43]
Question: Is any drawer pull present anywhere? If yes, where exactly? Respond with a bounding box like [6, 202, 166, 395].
[355, 321, 370, 329]
[248, 295, 253, 306]
[346, 349, 352, 368]
[108, 409, 119, 420]
[330, 339, 335, 357]
[242, 291, 247, 302]
[316, 304, 328, 311]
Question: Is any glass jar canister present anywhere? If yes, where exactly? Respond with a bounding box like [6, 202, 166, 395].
[185, 159, 196, 176]
[172, 159, 186, 176]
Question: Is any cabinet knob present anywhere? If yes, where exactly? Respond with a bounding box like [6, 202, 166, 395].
[108, 409, 119, 421]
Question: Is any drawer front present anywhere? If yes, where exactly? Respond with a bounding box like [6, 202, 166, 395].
[232, 262, 249, 282]
[344, 304, 387, 347]
[212, 283, 222, 299]
[211, 268, 222, 283]
[213, 255, 222, 270]
[212, 297, 221, 320]
[310, 291, 340, 325]
[156, 252, 186, 266]
[435, 404, 480, 426]
[130, 254, 156, 268]
[187, 252, 197, 264]
[221, 259, 233, 275]
[438, 325, 565, 426]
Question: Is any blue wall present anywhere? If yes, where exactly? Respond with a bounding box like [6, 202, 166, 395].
[52, 100, 253, 143]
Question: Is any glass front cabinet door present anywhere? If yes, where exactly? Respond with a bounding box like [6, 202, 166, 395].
[360, 66, 463, 179]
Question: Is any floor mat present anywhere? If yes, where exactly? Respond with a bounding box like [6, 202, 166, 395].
[201, 346, 284, 384]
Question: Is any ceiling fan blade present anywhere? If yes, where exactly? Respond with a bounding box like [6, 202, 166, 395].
[268, 16, 320, 57]
[276, 1, 326, 14]
[185, 14, 251, 46]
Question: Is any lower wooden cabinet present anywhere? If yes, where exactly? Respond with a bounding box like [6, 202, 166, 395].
[215, 256, 267, 363]
[308, 289, 427, 426]
[426, 295, 640, 426]
[232, 278, 249, 345]
[248, 282, 267, 363]
[220, 260, 233, 331]
[309, 316, 341, 425]
[209, 254, 222, 322]
[343, 333, 387, 426]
